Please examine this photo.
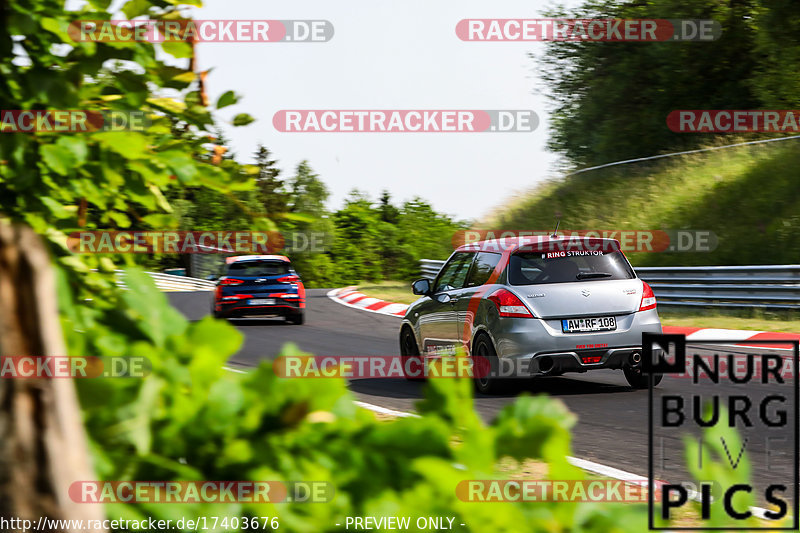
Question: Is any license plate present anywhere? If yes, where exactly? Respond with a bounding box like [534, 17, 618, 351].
[562, 316, 617, 333]
[249, 298, 275, 305]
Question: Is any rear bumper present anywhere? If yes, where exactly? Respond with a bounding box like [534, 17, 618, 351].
[478, 346, 657, 378]
[483, 309, 662, 375]
[215, 299, 304, 318]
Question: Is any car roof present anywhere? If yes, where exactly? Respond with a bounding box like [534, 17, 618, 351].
[455, 235, 621, 254]
[225, 254, 290, 264]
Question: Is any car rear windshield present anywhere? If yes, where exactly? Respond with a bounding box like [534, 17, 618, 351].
[226, 260, 291, 277]
[508, 250, 635, 285]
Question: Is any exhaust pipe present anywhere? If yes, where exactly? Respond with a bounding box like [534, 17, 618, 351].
[630, 352, 642, 366]
[538, 355, 554, 374]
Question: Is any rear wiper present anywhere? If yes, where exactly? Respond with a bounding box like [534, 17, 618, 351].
[576, 272, 613, 279]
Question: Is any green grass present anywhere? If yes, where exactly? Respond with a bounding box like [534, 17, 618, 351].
[487, 139, 800, 267]
[356, 281, 419, 305]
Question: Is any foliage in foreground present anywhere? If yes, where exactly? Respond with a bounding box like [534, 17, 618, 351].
[62, 267, 648, 532]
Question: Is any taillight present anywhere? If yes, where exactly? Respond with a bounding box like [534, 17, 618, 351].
[219, 278, 244, 285]
[488, 289, 533, 318]
[639, 282, 657, 311]
[277, 275, 300, 283]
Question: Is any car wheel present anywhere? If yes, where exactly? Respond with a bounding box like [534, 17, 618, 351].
[212, 306, 223, 319]
[287, 312, 305, 325]
[624, 366, 663, 389]
[399, 327, 425, 381]
[473, 334, 508, 395]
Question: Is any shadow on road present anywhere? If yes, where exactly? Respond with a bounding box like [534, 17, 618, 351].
[228, 318, 291, 327]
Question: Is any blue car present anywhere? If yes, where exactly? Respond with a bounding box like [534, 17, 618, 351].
[210, 255, 305, 324]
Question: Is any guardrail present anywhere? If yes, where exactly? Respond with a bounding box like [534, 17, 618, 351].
[115, 270, 216, 292]
[419, 260, 800, 310]
[420, 259, 446, 279]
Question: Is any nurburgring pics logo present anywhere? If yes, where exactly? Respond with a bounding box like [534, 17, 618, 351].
[0, 110, 149, 132]
[272, 110, 538, 133]
[456, 19, 721, 42]
[644, 334, 798, 530]
[69, 20, 333, 42]
[668, 110, 800, 133]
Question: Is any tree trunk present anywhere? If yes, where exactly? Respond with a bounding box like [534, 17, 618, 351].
[0, 221, 106, 532]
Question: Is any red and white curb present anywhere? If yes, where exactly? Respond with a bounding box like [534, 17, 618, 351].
[327, 287, 408, 317]
[663, 326, 800, 350]
[327, 288, 799, 349]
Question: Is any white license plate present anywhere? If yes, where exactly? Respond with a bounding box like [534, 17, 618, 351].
[562, 316, 616, 333]
[249, 298, 276, 305]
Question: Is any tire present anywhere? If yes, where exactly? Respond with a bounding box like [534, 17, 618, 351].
[287, 312, 305, 325]
[624, 366, 663, 389]
[472, 334, 509, 395]
[399, 327, 425, 381]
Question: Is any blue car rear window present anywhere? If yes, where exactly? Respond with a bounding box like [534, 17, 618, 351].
[226, 260, 291, 277]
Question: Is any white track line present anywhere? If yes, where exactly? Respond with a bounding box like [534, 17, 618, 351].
[354, 401, 418, 418]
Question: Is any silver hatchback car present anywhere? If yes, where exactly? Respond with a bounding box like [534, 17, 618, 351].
[399, 235, 663, 393]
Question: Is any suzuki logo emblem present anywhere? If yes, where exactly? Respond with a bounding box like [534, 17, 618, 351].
[581, 289, 590, 297]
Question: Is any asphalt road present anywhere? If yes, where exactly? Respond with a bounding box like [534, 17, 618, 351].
[169, 289, 796, 502]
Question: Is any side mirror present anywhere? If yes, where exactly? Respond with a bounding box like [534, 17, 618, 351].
[412, 278, 431, 296]
[206, 274, 218, 281]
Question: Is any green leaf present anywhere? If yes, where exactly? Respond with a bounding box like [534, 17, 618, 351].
[106, 211, 131, 228]
[161, 41, 193, 59]
[121, 0, 151, 18]
[40, 197, 72, 219]
[146, 97, 186, 115]
[40, 144, 75, 175]
[120, 267, 187, 347]
[95, 131, 150, 160]
[148, 184, 173, 212]
[40, 17, 73, 43]
[57, 136, 88, 166]
[232, 113, 255, 127]
[156, 151, 198, 183]
[216, 91, 239, 109]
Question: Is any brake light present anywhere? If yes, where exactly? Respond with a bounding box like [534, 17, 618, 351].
[219, 278, 244, 285]
[639, 282, 657, 311]
[488, 289, 533, 318]
[277, 275, 300, 283]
